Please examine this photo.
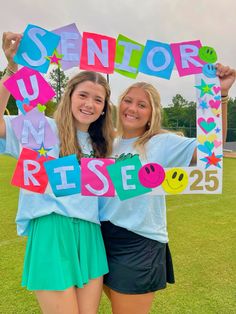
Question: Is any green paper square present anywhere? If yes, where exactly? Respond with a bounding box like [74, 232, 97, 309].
[115, 34, 144, 79]
[107, 155, 151, 200]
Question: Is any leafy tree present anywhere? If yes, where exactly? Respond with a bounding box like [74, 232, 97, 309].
[45, 100, 57, 118]
[111, 103, 117, 128]
[182, 101, 196, 137]
[6, 95, 17, 115]
[161, 107, 169, 127]
[1, 69, 18, 114]
[227, 97, 236, 141]
[165, 94, 187, 127]
[163, 94, 196, 137]
[48, 67, 69, 103]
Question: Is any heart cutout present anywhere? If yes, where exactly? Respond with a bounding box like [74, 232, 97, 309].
[23, 104, 34, 112]
[16, 98, 30, 115]
[198, 117, 216, 134]
[211, 108, 221, 117]
[198, 134, 217, 144]
[205, 141, 214, 151]
[37, 104, 46, 112]
[209, 99, 221, 109]
[213, 86, 221, 94]
[214, 139, 222, 148]
[198, 141, 214, 154]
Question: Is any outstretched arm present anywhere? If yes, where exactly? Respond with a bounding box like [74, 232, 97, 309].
[216, 63, 236, 143]
[0, 32, 21, 138]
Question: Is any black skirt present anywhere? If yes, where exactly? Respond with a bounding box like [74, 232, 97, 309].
[101, 221, 175, 294]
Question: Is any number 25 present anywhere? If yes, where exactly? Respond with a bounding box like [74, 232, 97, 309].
[190, 170, 219, 191]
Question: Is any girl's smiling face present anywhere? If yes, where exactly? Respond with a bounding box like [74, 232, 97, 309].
[71, 80, 105, 131]
[120, 87, 152, 138]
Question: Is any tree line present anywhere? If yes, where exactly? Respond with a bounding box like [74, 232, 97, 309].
[161, 93, 236, 141]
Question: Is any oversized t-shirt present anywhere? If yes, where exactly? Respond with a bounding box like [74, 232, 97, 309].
[99, 133, 197, 243]
[0, 115, 99, 236]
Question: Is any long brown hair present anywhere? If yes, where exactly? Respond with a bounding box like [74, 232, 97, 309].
[54, 71, 113, 159]
[116, 82, 167, 151]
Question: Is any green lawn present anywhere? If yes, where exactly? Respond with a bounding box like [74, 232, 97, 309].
[0, 156, 235, 314]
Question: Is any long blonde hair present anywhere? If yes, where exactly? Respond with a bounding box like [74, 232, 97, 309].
[54, 71, 113, 159]
[116, 82, 167, 150]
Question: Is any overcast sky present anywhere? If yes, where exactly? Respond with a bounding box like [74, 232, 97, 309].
[0, 0, 236, 105]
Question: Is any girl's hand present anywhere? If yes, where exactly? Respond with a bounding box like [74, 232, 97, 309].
[216, 63, 236, 96]
[2, 32, 22, 71]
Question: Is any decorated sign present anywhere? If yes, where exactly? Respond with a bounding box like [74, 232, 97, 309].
[4, 23, 224, 200]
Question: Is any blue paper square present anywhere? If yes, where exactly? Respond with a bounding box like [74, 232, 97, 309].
[44, 154, 81, 197]
[139, 40, 174, 79]
[14, 24, 61, 73]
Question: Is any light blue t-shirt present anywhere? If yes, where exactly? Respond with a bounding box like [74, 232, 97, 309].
[1, 115, 99, 236]
[99, 133, 197, 243]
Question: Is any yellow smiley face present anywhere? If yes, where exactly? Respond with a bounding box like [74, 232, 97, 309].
[162, 168, 188, 194]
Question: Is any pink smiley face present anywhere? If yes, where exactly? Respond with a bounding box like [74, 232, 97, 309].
[138, 163, 165, 188]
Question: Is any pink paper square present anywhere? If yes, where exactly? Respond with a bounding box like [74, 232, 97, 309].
[80, 32, 116, 74]
[4, 67, 55, 106]
[81, 158, 115, 196]
[171, 40, 205, 77]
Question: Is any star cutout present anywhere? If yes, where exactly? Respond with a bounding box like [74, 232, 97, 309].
[201, 152, 222, 169]
[34, 143, 52, 159]
[198, 99, 208, 110]
[195, 79, 215, 97]
[45, 50, 63, 67]
[215, 127, 221, 134]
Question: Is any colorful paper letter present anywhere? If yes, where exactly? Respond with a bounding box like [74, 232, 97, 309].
[4, 67, 56, 106]
[106, 155, 151, 201]
[53, 23, 82, 70]
[11, 148, 54, 193]
[44, 154, 81, 197]
[11, 108, 58, 149]
[115, 34, 144, 79]
[81, 158, 115, 196]
[139, 40, 174, 79]
[14, 24, 61, 73]
[171, 40, 205, 77]
[80, 32, 116, 74]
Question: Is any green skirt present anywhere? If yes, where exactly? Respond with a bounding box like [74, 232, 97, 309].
[22, 213, 108, 291]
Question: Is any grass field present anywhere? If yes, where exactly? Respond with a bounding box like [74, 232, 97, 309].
[0, 155, 235, 314]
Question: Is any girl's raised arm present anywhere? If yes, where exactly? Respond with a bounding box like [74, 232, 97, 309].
[0, 32, 21, 138]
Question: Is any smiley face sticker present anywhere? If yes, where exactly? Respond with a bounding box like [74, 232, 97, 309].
[202, 63, 217, 78]
[162, 168, 188, 194]
[138, 163, 165, 188]
[198, 46, 217, 64]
